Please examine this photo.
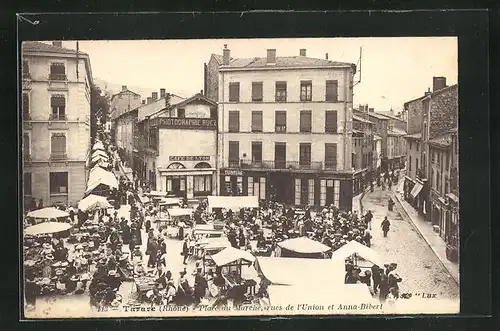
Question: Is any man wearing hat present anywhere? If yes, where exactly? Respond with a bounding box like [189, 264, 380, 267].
[193, 267, 207, 306]
[134, 260, 146, 277]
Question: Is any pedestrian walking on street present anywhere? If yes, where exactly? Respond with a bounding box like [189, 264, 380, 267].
[364, 210, 373, 230]
[381, 217, 391, 237]
[371, 264, 381, 294]
[182, 238, 189, 265]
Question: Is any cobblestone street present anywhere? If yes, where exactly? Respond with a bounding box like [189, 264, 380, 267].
[361, 186, 459, 302]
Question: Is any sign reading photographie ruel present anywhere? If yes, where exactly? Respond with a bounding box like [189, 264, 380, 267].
[169, 156, 210, 161]
[151, 117, 217, 130]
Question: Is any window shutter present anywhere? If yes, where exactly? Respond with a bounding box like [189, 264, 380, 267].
[50, 63, 65, 75]
[300, 111, 312, 132]
[229, 111, 240, 132]
[326, 80, 338, 101]
[51, 134, 66, 155]
[51, 95, 66, 107]
[325, 111, 338, 133]
[23, 133, 30, 155]
[228, 141, 239, 161]
[252, 82, 263, 101]
[229, 83, 240, 102]
[325, 143, 337, 169]
[252, 111, 263, 132]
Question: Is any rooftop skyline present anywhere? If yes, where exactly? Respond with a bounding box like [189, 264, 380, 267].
[39, 37, 457, 112]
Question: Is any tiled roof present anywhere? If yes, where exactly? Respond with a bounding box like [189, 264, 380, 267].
[388, 128, 407, 136]
[22, 41, 88, 56]
[353, 115, 374, 124]
[404, 132, 422, 140]
[219, 55, 353, 69]
[428, 132, 453, 147]
[367, 112, 390, 120]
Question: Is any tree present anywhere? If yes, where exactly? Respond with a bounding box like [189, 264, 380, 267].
[90, 84, 110, 142]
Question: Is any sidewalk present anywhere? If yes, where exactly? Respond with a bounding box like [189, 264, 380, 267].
[393, 191, 459, 285]
[352, 187, 370, 214]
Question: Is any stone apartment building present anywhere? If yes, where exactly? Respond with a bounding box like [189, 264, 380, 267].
[22, 41, 93, 207]
[206, 46, 357, 211]
[352, 115, 374, 195]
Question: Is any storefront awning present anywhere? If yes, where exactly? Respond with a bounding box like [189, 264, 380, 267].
[410, 182, 424, 199]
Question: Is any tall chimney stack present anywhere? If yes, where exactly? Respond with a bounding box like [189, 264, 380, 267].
[222, 45, 230, 65]
[152, 92, 158, 101]
[200, 90, 203, 95]
[146, 97, 152, 104]
[160, 88, 166, 98]
[368, 107, 374, 113]
[325, 53, 329, 60]
[299, 49, 306, 56]
[432, 77, 447, 92]
[267, 49, 276, 64]
[424, 87, 431, 96]
[122, 85, 127, 92]
[142, 100, 146, 105]
[52, 41, 62, 47]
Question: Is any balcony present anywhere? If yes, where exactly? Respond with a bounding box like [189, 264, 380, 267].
[50, 153, 67, 160]
[49, 114, 67, 121]
[240, 160, 324, 171]
[49, 74, 67, 81]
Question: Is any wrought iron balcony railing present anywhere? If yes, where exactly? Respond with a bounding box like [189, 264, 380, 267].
[51, 153, 67, 160]
[239, 160, 324, 171]
[49, 114, 67, 121]
[49, 73, 67, 81]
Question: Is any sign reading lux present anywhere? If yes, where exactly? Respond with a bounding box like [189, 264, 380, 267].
[152, 117, 217, 130]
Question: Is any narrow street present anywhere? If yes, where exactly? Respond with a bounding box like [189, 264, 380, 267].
[361, 185, 459, 301]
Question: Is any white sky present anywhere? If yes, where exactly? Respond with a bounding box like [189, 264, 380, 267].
[59, 37, 457, 112]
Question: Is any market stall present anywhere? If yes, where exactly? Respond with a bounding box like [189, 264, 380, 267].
[192, 224, 224, 239]
[330, 240, 384, 270]
[276, 236, 332, 259]
[206, 196, 259, 213]
[85, 168, 118, 196]
[25, 221, 72, 237]
[195, 237, 232, 266]
[26, 207, 70, 225]
[78, 194, 112, 212]
[155, 199, 182, 230]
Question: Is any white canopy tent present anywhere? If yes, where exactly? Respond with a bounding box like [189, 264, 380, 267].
[27, 207, 69, 220]
[210, 247, 256, 267]
[92, 141, 105, 151]
[206, 196, 259, 212]
[277, 237, 331, 254]
[167, 208, 193, 217]
[330, 240, 384, 267]
[78, 194, 112, 211]
[91, 150, 108, 159]
[160, 198, 181, 205]
[146, 191, 168, 197]
[85, 168, 118, 194]
[25, 221, 72, 236]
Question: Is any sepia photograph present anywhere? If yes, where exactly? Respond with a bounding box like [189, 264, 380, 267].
[20, 37, 459, 318]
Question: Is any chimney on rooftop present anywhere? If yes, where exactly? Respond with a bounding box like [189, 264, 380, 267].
[152, 92, 158, 101]
[223, 44, 230, 65]
[325, 53, 329, 60]
[146, 97, 152, 104]
[200, 90, 203, 95]
[267, 49, 276, 64]
[160, 88, 166, 98]
[299, 49, 306, 57]
[52, 41, 62, 48]
[425, 87, 431, 96]
[122, 85, 127, 92]
[368, 108, 374, 113]
[432, 77, 447, 92]
[142, 100, 146, 105]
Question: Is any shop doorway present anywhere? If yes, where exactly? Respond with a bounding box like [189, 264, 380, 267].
[300, 178, 309, 206]
[269, 172, 292, 204]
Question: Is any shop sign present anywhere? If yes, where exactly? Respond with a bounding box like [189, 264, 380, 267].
[151, 117, 217, 130]
[223, 169, 243, 176]
[169, 156, 210, 162]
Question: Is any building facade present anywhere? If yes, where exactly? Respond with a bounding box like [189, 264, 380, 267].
[352, 115, 374, 195]
[373, 134, 382, 175]
[110, 85, 142, 120]
[137, 94, 218, 199]
[22, 41, 93, 207]
[209, 46, 357, 211]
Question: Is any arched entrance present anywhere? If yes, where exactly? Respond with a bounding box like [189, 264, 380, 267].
[166, 162, 186, 197]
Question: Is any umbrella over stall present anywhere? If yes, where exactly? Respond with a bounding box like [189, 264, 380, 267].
[27, 207, 69, 220]
[78, 194, 112, 211]
[25, 221, 72, 236]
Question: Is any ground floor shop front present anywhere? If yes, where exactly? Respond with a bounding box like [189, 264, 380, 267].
[403, 176, 430, 221]
[157, 168, 216, 199]
[23, 161, 88, 208]
[430, 191, 459, 263]
[219, 169, 354, 211]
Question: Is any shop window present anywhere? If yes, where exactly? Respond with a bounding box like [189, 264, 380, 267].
[24, 172, 32, 196]
[194, 175, 212, 194]
[308, 179, 315, 206]
[228, 82, 240, 102]
[294, 179, 301, 206]
[333, 180, 340, 208]
[275, 82, 287, 102]
[50, 172, 68, 195]
[320, 180, 326, 206]
[325, 80, 338, 102]
[248, 177, 254, 196]
[252, 82, 263, 101]
[50, 95, 66, 120]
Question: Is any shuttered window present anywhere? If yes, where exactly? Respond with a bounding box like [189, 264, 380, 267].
[325, 143, 337, 170]
[229, 82, 240, 102]
[326, 80, 339, 102]
[275, 111, 287, 132]
[252, 82, 263, 101]
[23, 133, 30, 156]
[300, 110, 312, 132]
[251, 111, 263, 132]
[50, 172, 68, 194]
[252, 142, 262, 162]
[22, 93, 30, 120]
[49, 63, 66, 80]
[228, 141, 239, 167]
[325, 110, 338, 133]
[228, 111, 240, 132]
[51, 133, 66, 158]
[24, 172, 32, 196]
[299, 143, 311, 166]
[300, 81, 312, 101]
